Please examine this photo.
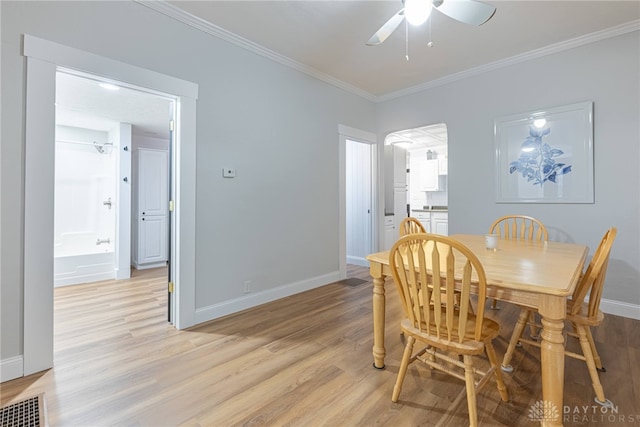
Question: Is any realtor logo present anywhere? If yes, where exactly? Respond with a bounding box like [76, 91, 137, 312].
[529, 400, 560, 422]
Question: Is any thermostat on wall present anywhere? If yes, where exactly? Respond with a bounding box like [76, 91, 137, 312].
[223, 167, 236, 178]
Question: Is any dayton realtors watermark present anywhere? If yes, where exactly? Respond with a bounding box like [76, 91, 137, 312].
[528, 400, 639, 424]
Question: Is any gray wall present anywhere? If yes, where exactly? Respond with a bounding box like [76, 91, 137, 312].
[376, 31, 640, 308]
[0, 1, 375, 362]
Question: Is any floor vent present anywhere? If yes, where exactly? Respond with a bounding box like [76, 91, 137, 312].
[0, 394, 47, 427]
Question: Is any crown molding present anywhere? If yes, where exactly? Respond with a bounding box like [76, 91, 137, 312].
[378, 20, 640, 102]
[134, 0, 377, 102]
[135, 1, 638, 104]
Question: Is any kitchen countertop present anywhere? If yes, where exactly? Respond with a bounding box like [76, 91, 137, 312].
[411, 206, 448, 212]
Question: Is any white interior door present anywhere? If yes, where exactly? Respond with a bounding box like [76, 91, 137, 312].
[346, 139, 373, 266]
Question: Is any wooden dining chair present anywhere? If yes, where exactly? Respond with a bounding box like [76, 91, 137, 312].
[398, 216, 426, 237]
[489, 214, 549, 242]
[389, 234, 509, 426]
[488, 215, 549, 315]
[501, 227, 617, 408]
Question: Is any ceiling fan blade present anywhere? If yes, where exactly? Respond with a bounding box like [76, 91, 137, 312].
[433, 0, 496, 26]
[366, 9, 405, 46]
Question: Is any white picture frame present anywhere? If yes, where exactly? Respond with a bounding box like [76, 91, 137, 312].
[494, 101, 594, 203]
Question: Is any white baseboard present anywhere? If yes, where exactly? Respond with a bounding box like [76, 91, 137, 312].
[132, 261, 167, 270]
[195, 271, 341, 324]
[114, 267, 131, 281]
[600, 298, 640, 320]
[1, 356, 24, 383]
[346, 256, 369, 267]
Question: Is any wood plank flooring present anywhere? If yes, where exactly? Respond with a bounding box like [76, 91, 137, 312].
[1, 266, 639, 426]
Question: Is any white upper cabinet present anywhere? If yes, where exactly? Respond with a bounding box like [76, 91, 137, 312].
[422, 159, 439, 191]
[409, 156, 424, 192]
[438, 155, 448, 175]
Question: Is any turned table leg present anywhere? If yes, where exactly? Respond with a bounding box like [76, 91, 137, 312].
[371, 274, 386, 369]
[539, 295, 567, 427]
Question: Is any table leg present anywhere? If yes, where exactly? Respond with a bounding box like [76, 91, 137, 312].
[539, 295, 566, 427]
[372, 275, 386, 369]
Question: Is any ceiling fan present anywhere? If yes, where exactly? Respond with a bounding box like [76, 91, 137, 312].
[366, 0, 496, 46]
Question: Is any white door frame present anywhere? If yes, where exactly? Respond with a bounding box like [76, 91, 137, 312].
[338, 125, 379, 279]
[22, 35, 198, 375]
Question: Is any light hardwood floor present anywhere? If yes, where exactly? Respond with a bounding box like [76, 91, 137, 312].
[1, 266, 639, 426]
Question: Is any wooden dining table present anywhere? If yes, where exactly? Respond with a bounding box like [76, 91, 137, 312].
[366, 234, 589, 427]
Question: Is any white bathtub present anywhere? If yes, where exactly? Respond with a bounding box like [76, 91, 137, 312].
[54, 232, 115, 287]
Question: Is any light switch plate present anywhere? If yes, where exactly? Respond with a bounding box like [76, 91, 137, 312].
[223, 167, 236, 178]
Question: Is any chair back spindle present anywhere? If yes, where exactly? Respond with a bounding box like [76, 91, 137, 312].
[390, 235, 487, 343]
[489, 215, 548, 241]
[399, 217, 426, 237]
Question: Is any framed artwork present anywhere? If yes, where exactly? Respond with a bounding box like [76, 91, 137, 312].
[494, 101, 594, 203]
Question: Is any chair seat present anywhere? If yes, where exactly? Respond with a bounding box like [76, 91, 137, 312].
[400, 313, 500, 355]
[566, 301, 604, 326]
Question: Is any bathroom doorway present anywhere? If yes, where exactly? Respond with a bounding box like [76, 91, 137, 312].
[23, 36, 198, 375]
[54, 71, 173, 290]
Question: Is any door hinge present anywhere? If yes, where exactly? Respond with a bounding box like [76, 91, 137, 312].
[169, 200, 174, 212]
[170, 120, 175, 132]
[168, 281, 174, 293]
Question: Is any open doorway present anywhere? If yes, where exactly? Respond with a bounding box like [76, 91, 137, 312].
[54, 70, 173, 293]
[338, 125, 378, 279]
[384, 123, 448, 244]
[23, 34, 198, 375]
[346, 138, 374, 266]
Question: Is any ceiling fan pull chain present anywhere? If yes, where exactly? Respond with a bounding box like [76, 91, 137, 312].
[405, 19, 410, 61]
[427, 13, 434, 47]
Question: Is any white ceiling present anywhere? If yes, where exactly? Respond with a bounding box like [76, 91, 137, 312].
[56, 72, 172, 138]
[164, 0, 639, 98]
[386, 123, 448, 150]
[56, 1, 639, 139]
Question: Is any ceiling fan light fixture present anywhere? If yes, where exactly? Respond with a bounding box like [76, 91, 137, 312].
[405, 0, 432, 26]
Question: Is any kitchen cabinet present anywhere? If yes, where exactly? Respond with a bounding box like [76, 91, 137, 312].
[438, 155, 448, 175]
[431, 212, 449, 235]
[411, 210, 448, 235]
[411, 157, 440, 191]
[412, 211, 432, 233]
[423, 159, 440, 191]
[384, 145, 408, 232]
[392, 146, 408, 233]
[393, 146, 407, 187]
[393, 187, 407, 232]
[132, 148, 168, 269]
[384, 215, 395, 250]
